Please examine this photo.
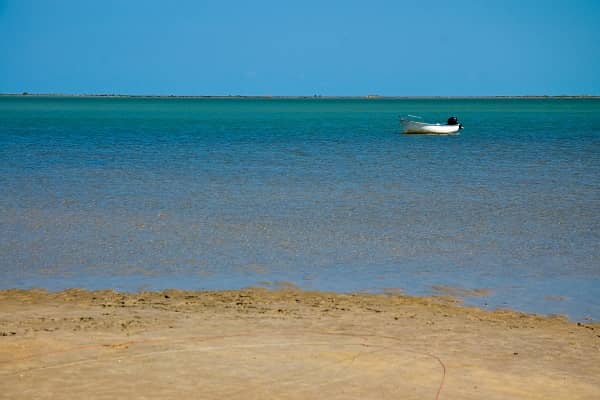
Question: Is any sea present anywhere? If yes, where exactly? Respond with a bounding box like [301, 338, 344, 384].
[1, 96, 599, 321]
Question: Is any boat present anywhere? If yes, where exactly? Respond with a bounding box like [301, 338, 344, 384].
[400, 115, 464, 135]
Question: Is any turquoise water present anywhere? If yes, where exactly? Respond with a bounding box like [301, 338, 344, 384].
[1, 96, 599, 320]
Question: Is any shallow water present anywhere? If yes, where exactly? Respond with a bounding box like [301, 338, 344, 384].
[1, 96, 599, 320]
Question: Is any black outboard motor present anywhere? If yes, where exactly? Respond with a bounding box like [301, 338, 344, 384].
[447, 116, 464, 130]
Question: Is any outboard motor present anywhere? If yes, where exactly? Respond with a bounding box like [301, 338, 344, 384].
[447, 116, 458, 125]
[447, 116, 464, 130]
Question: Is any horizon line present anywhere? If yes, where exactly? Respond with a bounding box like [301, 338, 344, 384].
[1, 92, 599, 99]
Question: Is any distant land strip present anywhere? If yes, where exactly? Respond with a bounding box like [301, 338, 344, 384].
[1, 93, 599, 99]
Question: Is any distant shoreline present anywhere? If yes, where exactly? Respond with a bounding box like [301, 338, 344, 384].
[1, 93, 599, 100]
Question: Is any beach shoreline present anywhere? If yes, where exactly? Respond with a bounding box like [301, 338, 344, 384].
[1, 288, 598, 399]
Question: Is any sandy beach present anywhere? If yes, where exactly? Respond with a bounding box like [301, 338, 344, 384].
[1, 288, 598, 399]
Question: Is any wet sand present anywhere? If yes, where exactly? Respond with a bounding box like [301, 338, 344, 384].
[1, 288, 599, 399]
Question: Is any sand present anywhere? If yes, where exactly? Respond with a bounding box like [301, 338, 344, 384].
[1, 288, 599, 399]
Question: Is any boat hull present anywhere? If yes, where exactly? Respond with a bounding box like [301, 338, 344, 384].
[401, 120, 461, 135]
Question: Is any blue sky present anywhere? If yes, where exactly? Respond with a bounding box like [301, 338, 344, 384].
[1, 0, 599, 96]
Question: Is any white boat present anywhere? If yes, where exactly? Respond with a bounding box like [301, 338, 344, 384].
[400, 116, 464, 135]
